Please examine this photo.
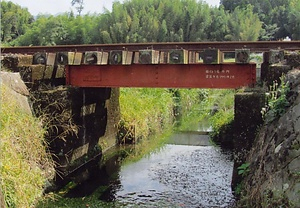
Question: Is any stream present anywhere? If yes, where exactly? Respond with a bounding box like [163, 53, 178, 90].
[63, 129, 236, 208]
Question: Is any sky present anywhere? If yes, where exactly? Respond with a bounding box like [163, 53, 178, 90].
[7, 0, 220, 16]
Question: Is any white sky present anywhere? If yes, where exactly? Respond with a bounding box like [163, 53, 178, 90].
[7, 0, 220, 16]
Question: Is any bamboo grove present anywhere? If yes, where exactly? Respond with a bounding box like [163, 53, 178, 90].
[1, 0, 300, 46]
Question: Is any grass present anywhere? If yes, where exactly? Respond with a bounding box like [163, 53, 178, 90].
[175, 88, 208, 131]
[177, 88, 236, 138]
[0, 84, 54, 208]
[203, 89, 235, 136]
[119, 88, 174, 141]
[117, 88, 175, 162]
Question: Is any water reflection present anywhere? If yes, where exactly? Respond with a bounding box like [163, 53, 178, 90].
[113, 143, 235, 207]
[66, 133, 235, 207]
[168, 133, 211, 146]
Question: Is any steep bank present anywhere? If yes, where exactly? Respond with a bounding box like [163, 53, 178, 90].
[0, 72, 55, 207]
[239, 66, 300, 207]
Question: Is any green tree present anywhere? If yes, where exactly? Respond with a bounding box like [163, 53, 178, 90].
[221, 0, 292, 40]
[287, 0, 300, 40]
[225, 5, 262, 41]
[158, 19, 168, 42]
[220, 0, 249, 12]
[259, 23, 279, 40]
[11, 0, 294, 46]
[188, 2, 211, 41]
[270, 5, 290, 39]
[12, 14, 68, 46]
[207, 6, 230, 41]
[1, 1, 33, 43]
[182, 0, 211, 42]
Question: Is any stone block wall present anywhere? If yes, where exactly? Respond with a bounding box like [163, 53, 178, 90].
[237, 53, 300, 207]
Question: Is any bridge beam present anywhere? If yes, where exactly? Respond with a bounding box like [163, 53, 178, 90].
[66, 64, 256, 89]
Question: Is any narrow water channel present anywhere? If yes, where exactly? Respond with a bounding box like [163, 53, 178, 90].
[64, 131, 235, 208]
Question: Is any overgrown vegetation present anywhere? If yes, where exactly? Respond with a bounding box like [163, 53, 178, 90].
[173, 89, 207, 130]
[116, 88, 175, 162]
[261, 75, 290, 122]
[36, 187, 125, 208]
[0, 84, 54, 208]
[117, 88, 236, 162]
[207, 90, 235, 138]
[178, 89, 236, 141]
[119, 88, 236, 149]
[119, 88, 174, 141]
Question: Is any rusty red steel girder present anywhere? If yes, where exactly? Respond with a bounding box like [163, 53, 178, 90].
[1, 41, 300, 54]
[66, 63, 256, 89]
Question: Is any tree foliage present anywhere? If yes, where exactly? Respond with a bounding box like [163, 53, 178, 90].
[1, 0, 298, 46]
[225, 5, 262, 41]
[0, 1, 34, 43]
[287, 0, 300, 40]
[221, 0, 297, 40]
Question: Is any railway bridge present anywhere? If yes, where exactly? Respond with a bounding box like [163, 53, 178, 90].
[1, 41, 300, 188]
[2, 41, 299, 88]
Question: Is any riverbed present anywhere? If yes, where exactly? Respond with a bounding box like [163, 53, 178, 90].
[61, 132, 235, 208]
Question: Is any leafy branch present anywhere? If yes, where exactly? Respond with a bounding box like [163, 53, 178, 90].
[238, 162, 250, 177]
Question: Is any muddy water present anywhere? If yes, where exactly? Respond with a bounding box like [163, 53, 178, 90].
[67, 133, 235, 207]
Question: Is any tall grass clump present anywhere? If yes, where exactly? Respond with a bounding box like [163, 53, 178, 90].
[177, 88, 236, 138]
[118, 88, 174, 161]
[119, 88, 174, 140]
[0, 84, 54, 208]
[175, 89, 208, 131]
[206, 89, 235, 137]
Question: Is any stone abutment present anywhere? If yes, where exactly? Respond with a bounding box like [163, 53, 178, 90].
[1, 55, 120, 189]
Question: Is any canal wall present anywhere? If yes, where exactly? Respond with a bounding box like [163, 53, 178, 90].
[232, 91, 265, 189]
[1, 55, 120, 189]
[235, 53, 300, 207]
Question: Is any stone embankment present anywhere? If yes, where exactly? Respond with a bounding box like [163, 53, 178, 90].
[239, 53, 300, 207]
[0, 71, 31, 113]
